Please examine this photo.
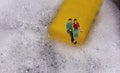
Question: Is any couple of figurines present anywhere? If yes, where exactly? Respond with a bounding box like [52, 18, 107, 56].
[66, 18, 80, 44]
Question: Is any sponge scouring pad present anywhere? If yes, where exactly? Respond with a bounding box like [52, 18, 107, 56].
[49, 0, 103, 45]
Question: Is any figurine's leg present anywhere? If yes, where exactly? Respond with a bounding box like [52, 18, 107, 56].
[73, 29, 79, 44]
[70, 31, 74, 43]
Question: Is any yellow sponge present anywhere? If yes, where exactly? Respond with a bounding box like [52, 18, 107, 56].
[48, 0, 103, 45]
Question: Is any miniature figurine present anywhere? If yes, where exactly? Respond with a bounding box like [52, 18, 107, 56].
[73, 19, 80, 44]
[66, 18, 74, 43]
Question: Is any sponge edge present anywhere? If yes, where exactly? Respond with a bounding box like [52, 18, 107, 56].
[48, 0, 103, 45]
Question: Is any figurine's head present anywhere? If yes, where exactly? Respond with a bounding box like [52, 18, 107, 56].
[68, 18, 72, 23]
[74, 19, 77, 23]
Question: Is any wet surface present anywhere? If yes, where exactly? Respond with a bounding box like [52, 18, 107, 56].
[0, 0, 120, 73]
[113, 0, 120, 10]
